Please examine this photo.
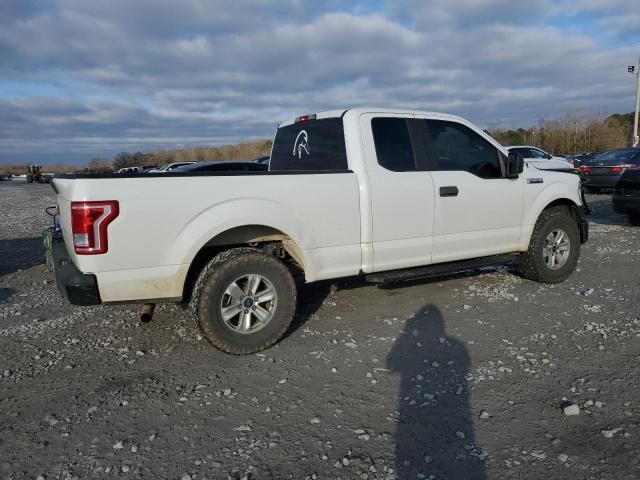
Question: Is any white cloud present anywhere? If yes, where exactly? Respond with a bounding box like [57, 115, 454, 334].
[0, 0, 637, 163]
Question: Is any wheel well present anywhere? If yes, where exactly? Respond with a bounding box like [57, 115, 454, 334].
[181, 225, 304, 304]
[542, 198, 579, 218]
[539, 198, 587, 243]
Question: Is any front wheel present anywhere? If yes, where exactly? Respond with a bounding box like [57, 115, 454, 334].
[518, 206, 581, 283]
[191, 248, 297, 354]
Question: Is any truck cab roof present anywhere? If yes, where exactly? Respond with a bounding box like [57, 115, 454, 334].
[278, 108, 468, 127]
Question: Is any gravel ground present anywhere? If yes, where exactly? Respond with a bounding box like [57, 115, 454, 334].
[1, 180, 639, 480]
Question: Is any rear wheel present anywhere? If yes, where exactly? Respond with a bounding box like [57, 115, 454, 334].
[518, 206, 581, 283]
[191, 248, 297, 354]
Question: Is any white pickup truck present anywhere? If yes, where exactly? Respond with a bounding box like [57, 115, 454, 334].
[47, 108, 588, 354]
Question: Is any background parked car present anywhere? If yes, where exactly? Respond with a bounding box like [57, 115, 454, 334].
[137, 165, 159, 173]
[171, 160, 268, 173]
[146, 162, 196, 173]
[117, 166, 142, 174]
[579, 148, 640, 193]
[565, 152, 596, 167]
[612, 166, 640, 225]
[506, 146, 573, 169]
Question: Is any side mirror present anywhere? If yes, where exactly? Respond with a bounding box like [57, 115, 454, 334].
[546, 154, 552, 159]
[506, 152, 524, 178]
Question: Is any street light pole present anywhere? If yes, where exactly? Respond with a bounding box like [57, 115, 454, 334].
[633, 58, 640, 148]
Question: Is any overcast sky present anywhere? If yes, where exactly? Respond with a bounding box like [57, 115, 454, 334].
[1, 0, 639, 164]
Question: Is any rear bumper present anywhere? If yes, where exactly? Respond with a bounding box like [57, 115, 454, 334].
[612, 194, 640, 215]
[584, 175, 621, 188]
[50, 235, 101, 306]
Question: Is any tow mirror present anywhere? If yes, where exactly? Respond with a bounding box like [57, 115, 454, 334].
[506, 152, 524, 178]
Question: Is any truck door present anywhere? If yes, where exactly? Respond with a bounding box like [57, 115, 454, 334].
[415, 117, 524, 263]
[359, 113, 436, 272]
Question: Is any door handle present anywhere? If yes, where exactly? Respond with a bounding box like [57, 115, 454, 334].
[439, 186, 459, 197]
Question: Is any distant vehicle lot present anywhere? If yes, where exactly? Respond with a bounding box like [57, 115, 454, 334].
[1, 182, 639, 479]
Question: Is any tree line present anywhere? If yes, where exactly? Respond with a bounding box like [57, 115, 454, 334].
[488, 112, 634, 154]
[88, 140, 273, 172]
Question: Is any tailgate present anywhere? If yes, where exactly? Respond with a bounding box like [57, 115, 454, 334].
[51, 178, 78, 265]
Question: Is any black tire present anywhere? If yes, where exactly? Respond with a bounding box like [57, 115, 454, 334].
[518, 206, 581, 283]
[191, 247, 297, 354]
[585, 186, 600, 194]
[628, 214, 640, 226]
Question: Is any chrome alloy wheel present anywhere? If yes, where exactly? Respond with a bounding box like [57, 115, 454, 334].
[543, 228, 571, 270]
[220, 274, 277, 334]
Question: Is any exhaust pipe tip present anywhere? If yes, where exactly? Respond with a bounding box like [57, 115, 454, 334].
[140, 303, 156, 323]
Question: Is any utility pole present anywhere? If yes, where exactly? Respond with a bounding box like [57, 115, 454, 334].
[631, 59, 640, 148]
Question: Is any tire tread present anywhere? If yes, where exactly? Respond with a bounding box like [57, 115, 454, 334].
[190, 248, 296, 354]
[518, 206, 580, 283]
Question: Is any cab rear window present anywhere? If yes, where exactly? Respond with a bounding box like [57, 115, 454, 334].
[269, 118, 348, 171]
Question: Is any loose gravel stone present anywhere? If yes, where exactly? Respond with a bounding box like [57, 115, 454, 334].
[563, 404, 580, 416]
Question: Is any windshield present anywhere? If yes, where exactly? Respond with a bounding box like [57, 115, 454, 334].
[590, 149, 640, 165]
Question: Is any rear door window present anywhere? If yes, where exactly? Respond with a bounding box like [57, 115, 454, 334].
[371, 117, 418, 172]
[270, 118, 348, 171]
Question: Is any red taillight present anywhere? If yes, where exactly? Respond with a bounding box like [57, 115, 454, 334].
[611, 164, 632, 173]
[71, 201, 119, 255]
[579, 165, 591, 173]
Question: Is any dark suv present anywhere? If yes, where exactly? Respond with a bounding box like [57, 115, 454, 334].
[612, 167, 640, 225]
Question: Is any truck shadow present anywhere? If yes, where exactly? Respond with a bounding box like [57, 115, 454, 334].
[387, 304, 487, 479]
[0, 237, 45, 277]
[0, 288, 16, 304]
[289, 268, 513, 337]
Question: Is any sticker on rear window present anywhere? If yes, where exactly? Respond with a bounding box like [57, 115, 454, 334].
[293, 130, 310, 159]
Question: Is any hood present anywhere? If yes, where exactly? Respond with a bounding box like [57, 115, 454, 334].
[526, 158, 574, 170]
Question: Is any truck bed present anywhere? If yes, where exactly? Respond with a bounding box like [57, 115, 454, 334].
[52, 170, 362, 302]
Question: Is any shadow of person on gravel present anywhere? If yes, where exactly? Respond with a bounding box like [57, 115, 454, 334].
[387, 305, 486, 480]
[0, 237, 45, 277]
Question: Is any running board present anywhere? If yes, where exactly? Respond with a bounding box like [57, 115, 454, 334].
[365, 254, 519, 284]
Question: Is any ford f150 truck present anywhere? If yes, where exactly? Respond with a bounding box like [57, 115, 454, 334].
[47, 108, 588, 354]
